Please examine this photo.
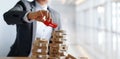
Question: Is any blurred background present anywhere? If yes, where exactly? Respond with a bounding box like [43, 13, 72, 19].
[0, 0, 120, 59]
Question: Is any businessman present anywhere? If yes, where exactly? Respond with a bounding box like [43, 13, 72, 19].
[3, 0, 61, 57]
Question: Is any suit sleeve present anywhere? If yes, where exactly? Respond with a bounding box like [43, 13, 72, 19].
[3, 1, 29, 25]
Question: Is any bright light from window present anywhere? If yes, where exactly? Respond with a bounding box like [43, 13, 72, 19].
[75, 0, 85, 5]
[113, 34, 117, 51]
[98, 31, 105, 46]
[61, 0, 66, 4]
[97, 6, 105, 14]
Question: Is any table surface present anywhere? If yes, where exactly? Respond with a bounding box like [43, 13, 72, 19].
[0, 57, 31, 59]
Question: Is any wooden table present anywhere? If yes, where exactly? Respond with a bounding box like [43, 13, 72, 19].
[0, 57, 31, 59]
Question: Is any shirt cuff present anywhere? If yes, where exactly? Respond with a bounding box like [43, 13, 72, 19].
[23, 12, 34, 23]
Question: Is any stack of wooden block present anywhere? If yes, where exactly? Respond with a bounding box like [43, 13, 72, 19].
[31, 38, 49, 59]
[31, 30, 77, 59]
[49, 30, 68, 59]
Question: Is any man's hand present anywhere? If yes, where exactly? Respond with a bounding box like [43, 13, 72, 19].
[27, 10, 50, 22]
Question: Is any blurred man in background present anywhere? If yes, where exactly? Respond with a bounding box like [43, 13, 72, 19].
[3, 0, 61, 57]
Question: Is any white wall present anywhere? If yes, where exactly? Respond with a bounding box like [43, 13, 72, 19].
[76, 0, 120, 59]
[0, 0, 19, 56]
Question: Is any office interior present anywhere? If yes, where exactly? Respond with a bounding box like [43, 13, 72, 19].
[0, 0, 120, 59]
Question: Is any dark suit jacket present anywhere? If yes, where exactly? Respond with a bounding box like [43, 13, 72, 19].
[3, 1, 61, 57]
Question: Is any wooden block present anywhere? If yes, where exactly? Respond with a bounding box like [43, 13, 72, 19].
[36, 38, 41, 40]
[49, 50, 59, 54]
[51, 38, 66, 42]
[38, 55, 48, 59]
[50, 44, 67, 51]
[31, 55, 38, 58]
[60, 56, 66, 59]
[50, 47, 59, 51]
[38, 41, 48, 43]
[32, 46, 48, 50]
[49, 54, 60, 57]
[34, 43, 48, 47]
[60, 44, 67, 51]
[66, 54, 76, 59]
[36, 49, 48, 53]
[32, 50, 48, 55]
[32, 55, 48, 59]
[33, 43, 48, 47]
[41, 43, 49, 46]
[80, 57, 88, 59]
[33, 52, 48, 55]
[55, 30, 64, 33]
[59, 52, 65, 56]
[50, 49, 59, 54]
[49, 44, 59, 48]
[35, 38, 48, 43]
[34, 46, 48, 49]
[48, 57, 59, 59]
[52, 30, 66, 38]
[53, 32, 64, 36]
[53, 36, 64, 38]
[32, 47, 48, 53]
[50, 43, 60, 46]
[49, 50, 61, 57]
[51, 38, 60, 41]
[52, 41, 63, 44]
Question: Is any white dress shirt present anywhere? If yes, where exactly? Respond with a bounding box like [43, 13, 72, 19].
[35, 1, 52, 40]
[24, 1, 53, 40]
[23, 1, 53, 56]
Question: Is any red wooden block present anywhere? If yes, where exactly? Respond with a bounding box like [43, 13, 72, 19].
[43, 18, 58, 28]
